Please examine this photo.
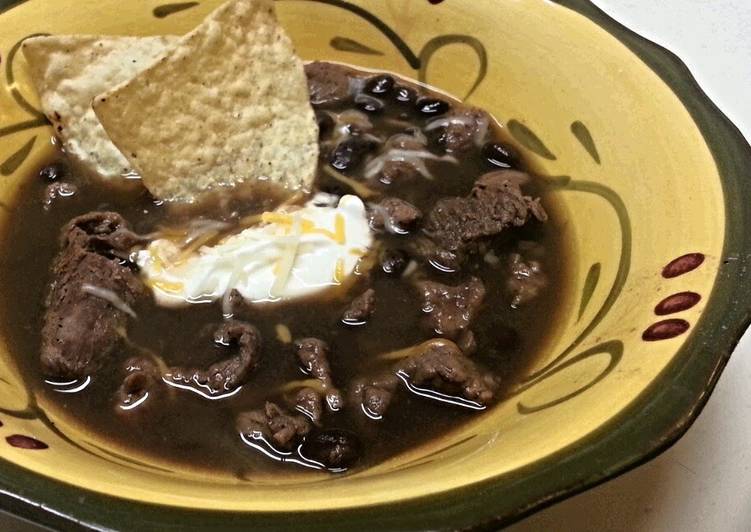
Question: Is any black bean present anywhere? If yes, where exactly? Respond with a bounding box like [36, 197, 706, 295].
[39, 163, 64, 182]
[393, 85, 416, 105]
[300, 429, 361, 471]
[355, 94, 384, 114]
[365, 75, 394, 95]
[380, 248, 408, 276]
[416, 97, 449, 116]
[316, 111, 334, 139]
[329, 137, 375, 171]
[482, 142, 518, 169]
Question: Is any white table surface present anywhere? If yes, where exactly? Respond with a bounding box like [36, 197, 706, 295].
[511, 1, 751, 531]
[1, 1, 750, 531]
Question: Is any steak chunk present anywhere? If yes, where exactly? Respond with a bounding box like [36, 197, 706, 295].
[423, 171, 547, 257]
[295, 387, 324, 423]
[369, 197, 422, 235]
[41, 212, 145, 379]
[168, 320, 261, 395]
[432, 107, 490, 153]
[416, 277, 485, 338]
[342, 288, 376, 325]
[237, 402, 311, 451]
[115, 356, 161, 413]
[351, 374, 399, 419]
[299, 429, 362, 471]
[305, 61, 353, 106]
[507, 252, 548, 308]
[294, 338, 344, 411]
[398, 340, 498, 406]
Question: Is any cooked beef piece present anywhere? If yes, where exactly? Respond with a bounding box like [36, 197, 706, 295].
[372, 131, 427, 185]
[369, 197, 422, 234]
[423, 171, 547, 255]
[457, 329, 477, 356]
[351, 374, 399, 419]
[305, 61, 353, 106]
[40, 212, 145, 379]
[168, 321, 260, 394]
[294, 338, 344, 411]
[115, 356, 160, 412]
[295, 387, 324, 423]
[64, 211, 146, 256]
[433, 107, 490, 153]
[507, 252, 547, 308]
[237, 402, 311, 451]
[416, 277, 486, 338]
[474, 171, 548, 222]
[332, 109, 374, 137]
[378, 160, 420, 186]
[408, 236, 462, 272]
[295, 338, 332, 382]
[342, 288, 376, 325]
[300, 429, 362, 470]
[385, 130, 428, 150]
[42, 181, 77, 209]
[379, 248, 409, 276]
[398, 339, 498, 405]
[476, 169, 528, 187]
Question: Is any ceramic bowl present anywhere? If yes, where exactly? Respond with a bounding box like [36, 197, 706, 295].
[0, 0, 750, 530]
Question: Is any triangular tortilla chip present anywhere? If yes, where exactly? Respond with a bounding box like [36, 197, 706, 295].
[22, 35, 177, 183]
[93, 0, 318, 202]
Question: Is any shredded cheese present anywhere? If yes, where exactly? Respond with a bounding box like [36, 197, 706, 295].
[270, 218, 302, 297]
[333, 257, 345, 283]
[138, 195, 373, 307]
[275, 323, 292, 344]
[334, 213, 346, 245]
[322, 165, 378, 198]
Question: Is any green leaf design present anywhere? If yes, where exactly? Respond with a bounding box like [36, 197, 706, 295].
[0, 136, 35, 176]
[516, 340, 624, 414]
[152, 2, 199, 19]
[329, 36, 384, 56]
[5, 33, 50, 120]
[521, 179, 632, 409]
[571, 120, 601, 164]
[578, 262, 601, 320]
[417, 34, 487, 101]
[507, 120, 557, 160]
[0, 117, 47, 139]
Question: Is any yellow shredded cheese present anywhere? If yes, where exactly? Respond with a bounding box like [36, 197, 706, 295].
[334, 213, 346, 245]
[333, 257, 345, 283]
[149, 280, 184, 294]
[270, 218, 302, 297]
[275, 323, 292, 343]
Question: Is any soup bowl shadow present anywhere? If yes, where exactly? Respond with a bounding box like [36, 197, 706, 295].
[0, 0, 750, 530]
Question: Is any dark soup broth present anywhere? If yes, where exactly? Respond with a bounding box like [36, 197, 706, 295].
[0, 62, 570, 476]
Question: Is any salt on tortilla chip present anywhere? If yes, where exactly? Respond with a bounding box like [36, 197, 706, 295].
[93, 0, 319, 202]
[22, 35, 177, 183]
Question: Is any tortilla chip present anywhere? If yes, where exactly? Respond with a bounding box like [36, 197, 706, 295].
[22, 35, 176, 183]
[93, 0, 318, 202]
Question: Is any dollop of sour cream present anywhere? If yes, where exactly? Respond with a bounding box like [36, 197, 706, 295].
[137, 195, 372, 307]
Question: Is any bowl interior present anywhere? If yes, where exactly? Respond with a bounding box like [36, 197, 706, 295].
[0, 0, 727, 517]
